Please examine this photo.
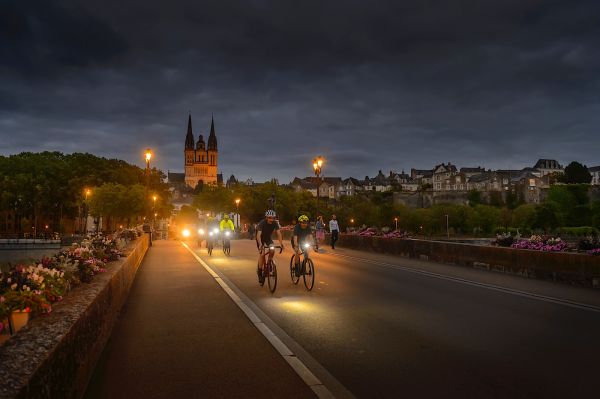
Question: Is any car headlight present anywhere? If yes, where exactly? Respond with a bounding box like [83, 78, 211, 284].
[182, 229, 190, 238]
[225, 231, 231, 237]
[198, 229, 205, 235]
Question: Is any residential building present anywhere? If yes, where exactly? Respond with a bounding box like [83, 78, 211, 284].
[533, 159, 563, 177]
[589, 166, 600, 185]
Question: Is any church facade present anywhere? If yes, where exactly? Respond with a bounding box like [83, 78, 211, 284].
[184, 114, 219, 188]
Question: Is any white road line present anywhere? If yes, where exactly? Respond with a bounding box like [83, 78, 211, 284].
[182, 242, 336, 399]
[329, 252, 600, 313]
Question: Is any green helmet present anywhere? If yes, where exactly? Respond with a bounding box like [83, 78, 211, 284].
[223, 214, 229, 219]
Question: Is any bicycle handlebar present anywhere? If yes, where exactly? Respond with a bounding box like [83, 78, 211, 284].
[261, 244, 283, 254]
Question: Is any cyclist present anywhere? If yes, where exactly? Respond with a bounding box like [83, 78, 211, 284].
[256, 210, 284, 282]
[291, 215, 315, 276]
[220, 214, 235, 242]
[206, 216, 219, 247]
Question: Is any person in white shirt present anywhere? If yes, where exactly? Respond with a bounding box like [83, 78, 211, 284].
[329, 214, 340, 249]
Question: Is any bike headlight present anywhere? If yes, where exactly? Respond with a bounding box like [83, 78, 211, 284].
[269, 246, 275, 250]
[213, 228, 219, 234]
[198, 229, 204, 235]
[182, 229, 190, 238]
[304, 243, 310, 249]
[209, 232, 213, 237]
[225, 231, 231, 237]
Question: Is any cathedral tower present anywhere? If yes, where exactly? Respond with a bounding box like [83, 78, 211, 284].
[184, 114, 219, 188]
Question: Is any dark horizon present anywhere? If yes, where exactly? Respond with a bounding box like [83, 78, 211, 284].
[1, 0, 599, 182]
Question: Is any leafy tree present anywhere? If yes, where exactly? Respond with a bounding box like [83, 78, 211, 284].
[512, 204, 537, 229]
[532, 201, 560, 231]
[559, 161, 592, 184]
[467, 190, 482, 206]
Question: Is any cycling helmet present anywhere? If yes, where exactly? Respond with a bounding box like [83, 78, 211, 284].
[298, 215, 309, 222]
[223, 214, 229, 219]
[265, 210, 276, 217]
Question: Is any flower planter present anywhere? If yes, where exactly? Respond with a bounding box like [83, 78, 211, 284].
[9, 310, 30, 334]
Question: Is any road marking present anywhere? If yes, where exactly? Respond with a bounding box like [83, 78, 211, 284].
[182, 242, 338, 399]
[328, 252, 600, 314]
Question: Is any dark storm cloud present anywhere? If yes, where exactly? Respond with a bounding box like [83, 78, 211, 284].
[1, 0, 599, 182]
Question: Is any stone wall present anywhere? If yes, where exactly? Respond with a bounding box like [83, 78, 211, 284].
[335, 235, 600, 288]
[0, 234, 150, 399]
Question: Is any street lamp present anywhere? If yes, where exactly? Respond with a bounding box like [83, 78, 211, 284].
[312, 156, 324, 223]
[84, 188, 91, 234]
[235, 198, 241, 229]
[394, 217, 398, 231]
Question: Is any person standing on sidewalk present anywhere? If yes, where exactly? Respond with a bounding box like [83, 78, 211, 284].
[329, 214, 339, 249]
[315, 215, 325, 244]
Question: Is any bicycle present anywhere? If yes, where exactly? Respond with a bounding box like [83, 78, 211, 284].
[222, 230, 232, 256]
[289, 242, 316, 291]
[258, 244, 283, 293]
[207, 228, 219, 256]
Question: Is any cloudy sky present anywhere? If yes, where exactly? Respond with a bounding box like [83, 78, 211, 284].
[1, 0, 599, 182]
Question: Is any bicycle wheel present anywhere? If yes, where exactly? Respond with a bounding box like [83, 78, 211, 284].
[289, 255, 300, 285]
[223, 240, 230, 255]
[267, 259, 278, 293]
[303, 258, 315, 291]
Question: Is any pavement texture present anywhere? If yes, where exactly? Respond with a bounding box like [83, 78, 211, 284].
[194, 239, 600, 399]
[84, 239, 316, 399]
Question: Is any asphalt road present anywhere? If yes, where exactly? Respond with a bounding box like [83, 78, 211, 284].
[194, 238, 600, 399]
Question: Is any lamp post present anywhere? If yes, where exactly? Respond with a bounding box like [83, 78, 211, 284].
[394, 217, 398, 231]
[235, 198, 241, 229]
[312, 156, 324, 223]
[144, 149, 153, 221]
[84, 188, 91, 234]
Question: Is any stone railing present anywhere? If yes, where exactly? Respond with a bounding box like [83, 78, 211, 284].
[0, 234, 150, 398]
[335, 235, 600, 288]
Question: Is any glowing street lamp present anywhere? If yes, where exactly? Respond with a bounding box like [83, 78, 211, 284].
[312, 156, 325, 223]
[394, 217, 398, 231]
[83, 188, 91, 233]
[235, 198, 241, 229]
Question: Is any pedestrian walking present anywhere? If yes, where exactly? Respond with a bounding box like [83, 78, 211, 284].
[329, 214, 339, 249]
[315, 216, 325, 244]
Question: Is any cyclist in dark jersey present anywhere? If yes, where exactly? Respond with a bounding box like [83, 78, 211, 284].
[256, 210, 284, 278]
[291, 214, 315, 274]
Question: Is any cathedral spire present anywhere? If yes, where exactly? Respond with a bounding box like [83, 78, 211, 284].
[185, 114, 195, 149]
[207, 114, 217, 151]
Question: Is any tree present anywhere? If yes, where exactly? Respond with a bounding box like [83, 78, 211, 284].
[559, 161, 592, 184]
[532, 202, 560, 231]
[512, 204, 536, 230]
[467, 190, 482, 206]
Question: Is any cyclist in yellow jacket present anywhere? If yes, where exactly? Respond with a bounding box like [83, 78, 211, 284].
[219, 214, 235, 249]
[219, 214, 235, 232]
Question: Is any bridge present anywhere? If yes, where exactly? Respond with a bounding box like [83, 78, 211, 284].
[81, 238, 600, 398]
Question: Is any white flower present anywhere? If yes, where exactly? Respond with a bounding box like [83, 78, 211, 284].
[11, 283, 17, 290]
[7, 278, 11, 283]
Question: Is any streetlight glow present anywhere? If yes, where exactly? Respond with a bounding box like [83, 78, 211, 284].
[145, 149, 152, 162]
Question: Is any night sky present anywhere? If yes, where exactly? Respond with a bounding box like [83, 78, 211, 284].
[1, 0, 599, 182]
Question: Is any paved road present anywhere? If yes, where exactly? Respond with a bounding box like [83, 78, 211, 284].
[195, 239, 600, 398]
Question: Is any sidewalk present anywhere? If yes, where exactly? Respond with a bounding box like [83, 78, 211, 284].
[85, 240, 316, 399]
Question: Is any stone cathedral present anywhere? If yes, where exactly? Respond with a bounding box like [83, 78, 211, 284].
[184, 114, 219, 188]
